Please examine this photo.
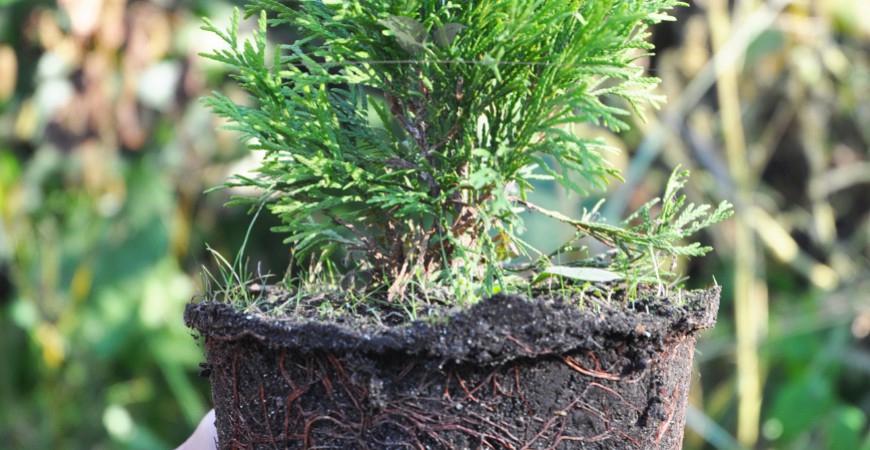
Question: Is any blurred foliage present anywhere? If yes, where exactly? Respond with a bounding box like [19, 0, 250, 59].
[0, 0, 267, 448]
[0, 0, 868, 449]
[646, 1, 870, 449]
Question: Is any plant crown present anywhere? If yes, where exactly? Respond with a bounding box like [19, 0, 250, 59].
[203, 0, 732, 304]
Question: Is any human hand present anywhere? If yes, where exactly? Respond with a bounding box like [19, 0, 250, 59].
[175, 409, 217, 450]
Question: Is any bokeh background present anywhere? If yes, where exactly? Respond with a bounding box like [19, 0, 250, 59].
[1, 0, 869, 449]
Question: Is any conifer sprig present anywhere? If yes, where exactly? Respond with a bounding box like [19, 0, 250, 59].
[203, 0, 729, 301]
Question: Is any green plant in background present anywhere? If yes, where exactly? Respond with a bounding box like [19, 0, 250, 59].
[204, 0, 732, 308]
[0, 1, 259, 448]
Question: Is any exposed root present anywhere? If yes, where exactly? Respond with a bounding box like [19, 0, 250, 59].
[208, 338, 693, 449]
[562, 355, 621, 381]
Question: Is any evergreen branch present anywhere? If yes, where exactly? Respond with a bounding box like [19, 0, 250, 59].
[202, 0, 725, 301]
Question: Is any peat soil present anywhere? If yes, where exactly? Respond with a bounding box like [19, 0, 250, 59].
[185, 287, 719, 450]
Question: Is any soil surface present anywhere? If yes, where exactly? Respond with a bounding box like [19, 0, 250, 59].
[185, 287, 719, 449]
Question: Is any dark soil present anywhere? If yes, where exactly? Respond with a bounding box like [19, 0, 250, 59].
[185, 287, 719, 450]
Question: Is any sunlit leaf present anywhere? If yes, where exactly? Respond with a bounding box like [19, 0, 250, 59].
[534, 266, 624, 285]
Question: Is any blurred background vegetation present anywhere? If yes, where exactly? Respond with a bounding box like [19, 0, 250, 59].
[0, 0, 868, 449]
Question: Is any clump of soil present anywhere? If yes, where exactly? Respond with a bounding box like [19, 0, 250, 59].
[185, 287, 719, 449]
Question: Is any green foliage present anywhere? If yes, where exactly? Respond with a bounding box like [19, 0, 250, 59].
[203, 0, 730, 301]
[0, 2, 247, 447]
[521, 168, 732, 290]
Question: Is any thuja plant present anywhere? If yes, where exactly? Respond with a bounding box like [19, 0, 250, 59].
[203, 0, 732, 308]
